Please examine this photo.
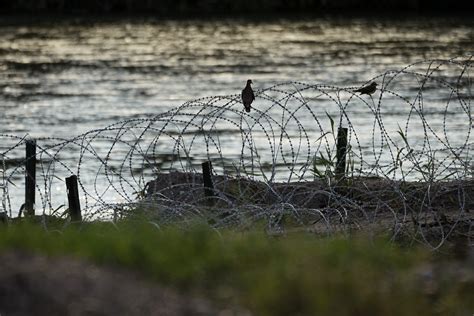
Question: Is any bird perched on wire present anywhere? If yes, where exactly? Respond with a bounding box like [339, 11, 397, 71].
[354, 82, 378, 95]
[241, 79, 255, 112]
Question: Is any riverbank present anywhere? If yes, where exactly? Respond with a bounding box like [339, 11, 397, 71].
[142, 172, 474, 242]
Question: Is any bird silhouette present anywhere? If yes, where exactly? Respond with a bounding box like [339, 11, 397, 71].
[354, 82, 378, 95]
[241, 79, 255, 112]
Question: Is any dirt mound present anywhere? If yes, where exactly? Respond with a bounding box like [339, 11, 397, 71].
[0, 252, 221, 316]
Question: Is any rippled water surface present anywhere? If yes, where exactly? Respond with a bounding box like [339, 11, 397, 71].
[1, 17, 472, 136]
[0, 16, 472, 214]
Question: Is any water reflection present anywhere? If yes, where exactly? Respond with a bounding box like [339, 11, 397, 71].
[1, 18, 472, 139]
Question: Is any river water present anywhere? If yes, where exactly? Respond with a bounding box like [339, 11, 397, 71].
[0, 16, 472, 216]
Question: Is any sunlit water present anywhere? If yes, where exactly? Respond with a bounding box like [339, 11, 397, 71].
[0, 16, 472, 216]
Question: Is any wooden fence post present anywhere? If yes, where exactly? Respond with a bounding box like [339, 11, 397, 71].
[335, 127, 348, 181]
[25, 139, 36, 216]
[66, 175, 82, 222]
[201, 161, 215, 203]
[0, 212, 7, 224]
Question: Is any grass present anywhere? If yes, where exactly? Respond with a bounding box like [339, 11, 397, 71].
[0, 221, 473, 315]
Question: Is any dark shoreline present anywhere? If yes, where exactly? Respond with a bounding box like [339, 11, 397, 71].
[0, 0, 474, 20]
[1, 11, 473, 27]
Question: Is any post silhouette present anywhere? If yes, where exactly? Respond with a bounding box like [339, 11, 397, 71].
[25, 139, 36, 216]
[201, 161, 215, 203]
[66, 175, 82, 222]
[336, 127, 348, 181]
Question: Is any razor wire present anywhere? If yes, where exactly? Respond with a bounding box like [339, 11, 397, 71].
[0, 56, 472, 247]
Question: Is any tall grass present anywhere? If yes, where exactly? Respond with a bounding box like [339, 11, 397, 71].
[1, 222, 473, 315]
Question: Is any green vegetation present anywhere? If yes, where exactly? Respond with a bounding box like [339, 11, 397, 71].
[1, 221, 473, 315]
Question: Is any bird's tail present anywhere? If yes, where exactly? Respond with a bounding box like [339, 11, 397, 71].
[245, 106, 250, 113]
